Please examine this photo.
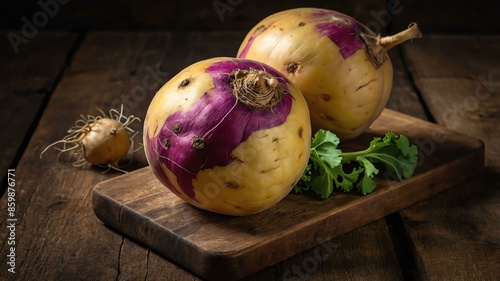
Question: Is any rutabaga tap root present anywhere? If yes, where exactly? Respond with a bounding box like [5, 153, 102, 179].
[40, 105, 141, 173]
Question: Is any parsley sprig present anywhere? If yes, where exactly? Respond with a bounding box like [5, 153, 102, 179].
[295, 129, 418, 198]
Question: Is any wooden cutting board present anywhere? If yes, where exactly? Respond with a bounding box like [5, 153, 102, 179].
[92, 109, 484, 281]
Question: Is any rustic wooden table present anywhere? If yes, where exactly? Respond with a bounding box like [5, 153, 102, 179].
[1, 30, 499, 280]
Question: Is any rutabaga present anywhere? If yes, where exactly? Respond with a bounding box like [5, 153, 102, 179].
[143, 57, 311, 216]
[238, 8, 422, 140]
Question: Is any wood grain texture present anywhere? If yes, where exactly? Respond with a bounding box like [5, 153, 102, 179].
[385, 48, 429, 121]
[0, 32, 179, 281]
[92, 109, 484, 281]
[273, 219, 403, 281]
[0, 31, 77, 195]
[403, 168, 500, 281]
[399, 35, 500, 281]
[402, 35, 500, 168]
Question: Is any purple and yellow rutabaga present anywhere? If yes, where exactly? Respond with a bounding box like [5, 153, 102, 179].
[143, 57, 311, 216]
[238, 8, 422, 140]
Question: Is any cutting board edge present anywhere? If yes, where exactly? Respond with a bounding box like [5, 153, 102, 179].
[91, 107, 488, 280]
[91, 138, 485, 281]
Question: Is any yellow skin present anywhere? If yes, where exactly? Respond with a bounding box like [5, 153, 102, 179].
[82, 118, 131, 167]
[144, 57, 311, 216]
[40, 107, 140, 173]
[237, 8, 394, 141]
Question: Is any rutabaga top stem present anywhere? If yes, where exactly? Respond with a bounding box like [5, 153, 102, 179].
[362, 22, 422, 68]
[380, 23, 422, 50]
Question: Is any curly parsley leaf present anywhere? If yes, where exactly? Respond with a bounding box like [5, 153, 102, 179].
[295, 129, 418, 198]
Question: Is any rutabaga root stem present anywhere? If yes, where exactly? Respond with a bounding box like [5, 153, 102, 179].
[230, 68, 284, 110]
[380, 23, 422, 50]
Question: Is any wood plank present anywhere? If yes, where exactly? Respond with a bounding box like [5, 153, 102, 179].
[0, 31, 77, 195]
[402, 35, 500, 168]
[0, 32, 190, 281]
[402, 168, 500, 281]
[257, 218, 403, 281]
[384, 47, 432, 280]
[385, 48, 429, 120]
[92, 109, 484, 281]
[399, 35, 500, 280]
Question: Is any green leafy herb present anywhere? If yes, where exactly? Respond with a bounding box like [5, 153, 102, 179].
[294, 129, 418, 198]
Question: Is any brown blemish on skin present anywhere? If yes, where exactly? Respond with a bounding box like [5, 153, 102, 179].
[298, 22, 306, 27]
[179, 78, 191, 88]
[298, 127, 303, 138]
[153, 125, 158, 136]
[225, 181, 243, 189]
[261, 165, 280, 174]
[356, 79, 377, 91]
[172, 123, 182, 134]
[191, 137, 205, 150]
[161, 137, 169, 149]
[233, 156, 244, 163]
[256, 24, 267, 32]
[286, 62, 299, 73]
[320, 113, 334, 121]
[320, 94, 332, 102]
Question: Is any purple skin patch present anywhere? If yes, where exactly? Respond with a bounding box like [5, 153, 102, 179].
[146, 59, 293, 200]
[238, 35, 256, 58]
[311, 9, 367, 59]
[238, 9, 367, 60]
[238, 23, 273, 58]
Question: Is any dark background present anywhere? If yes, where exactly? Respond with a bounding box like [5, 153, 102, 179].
[1, 0, 499, 35]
